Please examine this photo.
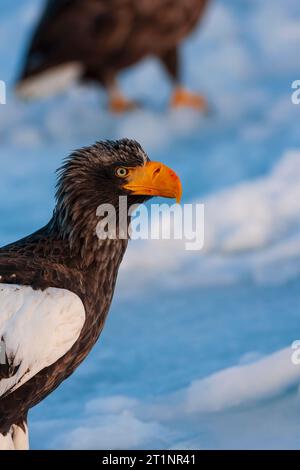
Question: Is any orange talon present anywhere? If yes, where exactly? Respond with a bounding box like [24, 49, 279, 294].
[171, 87, 207, 111]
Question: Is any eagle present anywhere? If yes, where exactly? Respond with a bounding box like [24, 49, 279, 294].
[16, 0, 210, 112]
[0, 139, 182, 450]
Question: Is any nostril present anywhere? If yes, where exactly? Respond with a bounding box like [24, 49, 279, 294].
[153, 167, 161, 178]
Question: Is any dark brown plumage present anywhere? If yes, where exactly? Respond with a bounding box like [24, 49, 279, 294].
[0, 139, 181, 449]
[17, 0, 210, 111]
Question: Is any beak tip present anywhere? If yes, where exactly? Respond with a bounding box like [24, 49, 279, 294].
[176, 182, 183, 204]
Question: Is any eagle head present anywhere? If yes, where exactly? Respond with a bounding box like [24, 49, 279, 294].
[52, 139, 182, 245]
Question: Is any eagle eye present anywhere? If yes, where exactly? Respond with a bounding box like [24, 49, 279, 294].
[115, 167, 129, 178]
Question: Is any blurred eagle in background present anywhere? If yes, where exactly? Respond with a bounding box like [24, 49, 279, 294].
[17, 0, 210, 112]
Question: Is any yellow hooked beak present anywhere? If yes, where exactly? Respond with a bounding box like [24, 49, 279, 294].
[123, 161, 182, 203]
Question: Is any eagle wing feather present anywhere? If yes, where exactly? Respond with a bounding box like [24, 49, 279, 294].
[0, 283, 85, 398]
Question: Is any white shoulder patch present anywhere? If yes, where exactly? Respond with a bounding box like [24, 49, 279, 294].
[0, 284, 86, 397]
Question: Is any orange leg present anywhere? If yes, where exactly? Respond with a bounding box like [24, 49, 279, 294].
[109, 95, 139, 113]
[108, 83, 138, 113]
[171, 87, 207, 111]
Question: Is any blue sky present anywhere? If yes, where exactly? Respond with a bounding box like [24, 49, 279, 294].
[1, 0, 300, 449]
